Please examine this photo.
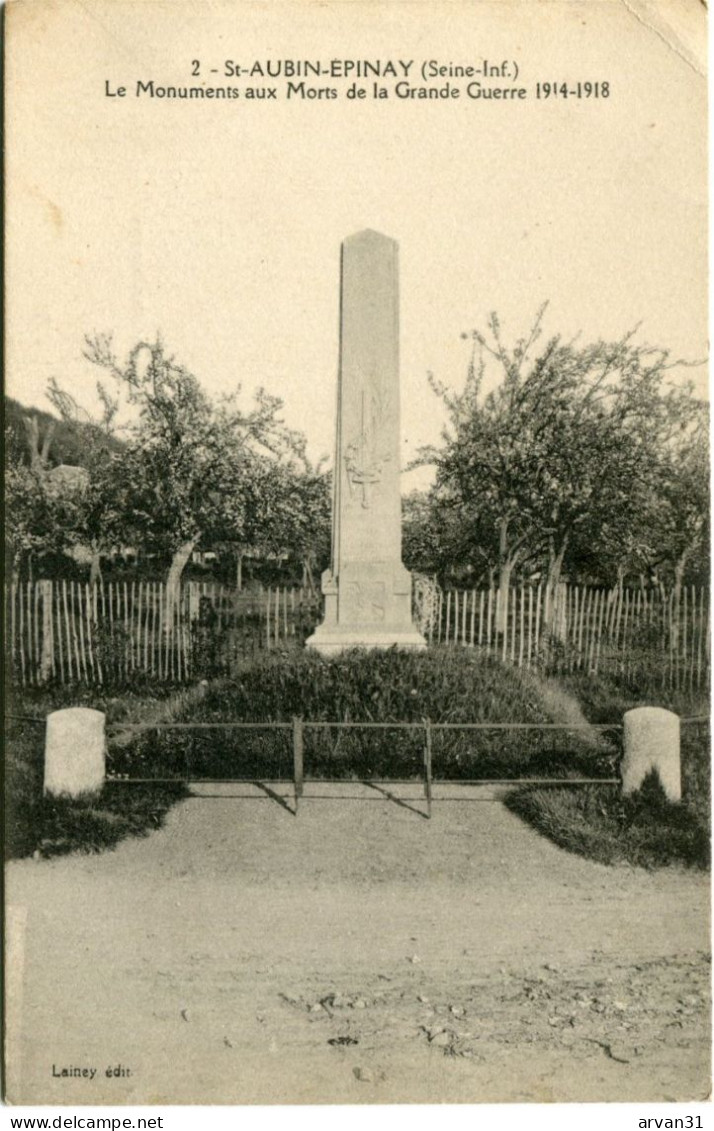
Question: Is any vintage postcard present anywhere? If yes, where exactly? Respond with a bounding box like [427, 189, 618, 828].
[4, 0, 709, 1109]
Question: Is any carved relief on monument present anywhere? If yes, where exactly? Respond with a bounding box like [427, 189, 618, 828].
[344, 385, 392, 508]
[343, 580, 386, 622]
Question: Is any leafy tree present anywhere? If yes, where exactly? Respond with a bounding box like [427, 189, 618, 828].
[5, 397, 119, 581]
[225, 451, 331, 591]
[43, 379, 130, 583]
[402, 490, 441, 576]
[402, 488, 487, 585]
[254, 456, 331, 591]
[644, 407, 710, 595]
[82, 334, 320, 614]
[5, 456, 54, 577]
[421, 308, 705, 626]
[4, 443, 91, 579]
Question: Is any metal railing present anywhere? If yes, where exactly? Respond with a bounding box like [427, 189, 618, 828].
[8, 712, 705, 820]
[102, 717, 626, 817]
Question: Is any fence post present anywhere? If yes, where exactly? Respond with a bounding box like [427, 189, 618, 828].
[39, 580, 54, 682]
[423, 718, 433, 819]
[293, 716, 304, 813]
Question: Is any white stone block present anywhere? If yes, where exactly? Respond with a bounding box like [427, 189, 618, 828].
[44, 708, 106, 798]
[621, 707, 681, 802]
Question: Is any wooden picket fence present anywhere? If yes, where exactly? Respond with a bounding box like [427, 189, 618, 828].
[5, 579, 321, 686]
[5, 578, 710, 690]
[432, 582, 710, 690]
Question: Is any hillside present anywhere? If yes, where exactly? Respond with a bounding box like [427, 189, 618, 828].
[5, 395, 125, 468]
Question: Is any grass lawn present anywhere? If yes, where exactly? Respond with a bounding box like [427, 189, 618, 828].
[5, 683, 189, 860]
[506, 673, 710, 871]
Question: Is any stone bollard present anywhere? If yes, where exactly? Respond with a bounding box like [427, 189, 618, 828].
[621, 707, 681, 802]
[44, 708, 106, 798]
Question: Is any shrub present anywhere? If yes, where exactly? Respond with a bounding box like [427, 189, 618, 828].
[108, 648, 619, 782]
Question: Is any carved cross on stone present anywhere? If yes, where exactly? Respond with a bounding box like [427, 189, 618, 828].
[344, 390, 390, 507]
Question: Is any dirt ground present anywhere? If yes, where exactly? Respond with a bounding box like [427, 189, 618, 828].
[5, 783, 711, 1105]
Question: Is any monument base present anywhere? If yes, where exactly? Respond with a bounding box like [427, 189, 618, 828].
[305, 628, 427, 656]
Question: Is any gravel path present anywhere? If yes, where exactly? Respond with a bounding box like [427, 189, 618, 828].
[5, 783, 710, 1104]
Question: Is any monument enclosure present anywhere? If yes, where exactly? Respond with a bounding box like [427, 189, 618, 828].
[307, 229, 426, 654]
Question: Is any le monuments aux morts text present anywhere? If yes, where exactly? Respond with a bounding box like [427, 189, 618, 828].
[103, 56, 528, 101]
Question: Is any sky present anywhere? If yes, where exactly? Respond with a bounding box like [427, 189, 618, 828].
[6, 0, 708, 492]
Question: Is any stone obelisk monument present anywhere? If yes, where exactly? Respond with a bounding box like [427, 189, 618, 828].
[307, 230, 426, 654]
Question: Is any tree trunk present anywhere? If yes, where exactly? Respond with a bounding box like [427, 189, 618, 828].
[236, 551, 243, 592]
[40, 420, 55, 466]
[543, 535, 569, 635]
[303, 555, 317, 597]
[670, 547, 691, 652]
[10, 552, 21, 587]
[164, 538, 198, 633]
[89, 546, 102, 586]
[495, 518, 511, 635]
[673, 548, 691, 608]
[496, 560, 514, 635]
[23, 416, 41, 471]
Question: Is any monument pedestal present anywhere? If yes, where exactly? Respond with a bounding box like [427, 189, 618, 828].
[307, 566, 426, 655]
[306, 230, 426, 656]
[307, 632, 427, 656]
